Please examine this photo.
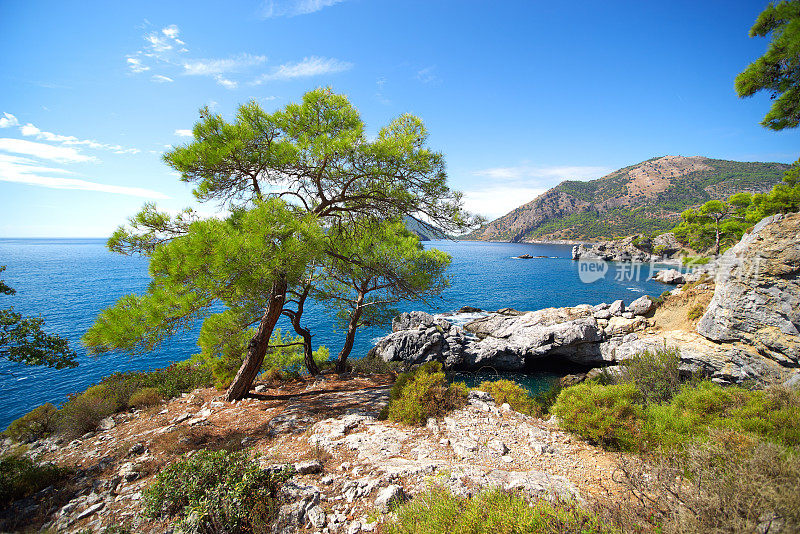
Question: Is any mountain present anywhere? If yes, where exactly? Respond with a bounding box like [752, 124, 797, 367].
[467, 156, 790, 242]
[404, 216, 449, 241]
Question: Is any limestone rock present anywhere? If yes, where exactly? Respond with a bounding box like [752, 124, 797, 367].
[698, 213, 800, 366]
[374, 484, 406, 512]
[627, 295, 654, 316]
[654, 269, 685, 284]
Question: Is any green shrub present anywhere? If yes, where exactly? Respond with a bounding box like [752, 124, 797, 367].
[682, 255, 710, 266]
[129, 387, 164, 408]
[143, 449, 292, 533]
[476, 379, 541, 416]
[387, 362, 467, 425]
[349, 356, 401, 375]
[4, 403, 59, 442]
[686, 304, 705, 320]
[0, 455, 69, 506]
[644, 382, 800, 449]
[552, 382, 643, 450]
[619, 346, 683, 405]
[384, 486, 616, 534]
[57, 389, 118, 437]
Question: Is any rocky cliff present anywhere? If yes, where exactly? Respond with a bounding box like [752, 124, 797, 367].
[698, 213, 800, 367]
[467, 156, 789, 242]
[375, 213, 800, 386]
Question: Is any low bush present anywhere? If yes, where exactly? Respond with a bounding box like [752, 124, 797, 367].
[128, 387, 163, 408]
[0, 455, 69, 506]
[384, 485, 616, 534]
[552, 382, 643, 450]
[387, 362, 468, 425]
[554, 376, 800, 452]
[349, 355, 401, 375]
[686, 304, 705, 320]
[618, 429, 800, 533]
[682, 255, 710, 266]
[643, 381, 800, 449]
[4, 403, 59, 442]
[5, 361, 214, 440]
[619, 346, 683, 405]
[142, 449, 292, 534]
[476, 379, 541, 416]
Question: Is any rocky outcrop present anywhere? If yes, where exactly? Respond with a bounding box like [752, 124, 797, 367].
[572, 236, 655, 263]
[374, 303, 649, 371]
[698, 213, 800, 367]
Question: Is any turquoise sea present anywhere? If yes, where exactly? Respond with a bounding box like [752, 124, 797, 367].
[0, 238, 670, 429]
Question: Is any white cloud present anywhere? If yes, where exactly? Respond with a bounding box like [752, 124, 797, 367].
[151, 74, 174, 83]
[161, 24, 180, 39]
[15, 121, 140, 155]
[0, 154, 168, 199]
[183, 53, 268, 76]
[462, 186, 549, 219]
[472, 165, 612, 182]
[261, 0, 345, 18]
[174, 129, 193, 137]
[0, 113, 19, 128]
[252, 56, 352, 84]
[0, 138, 97, 163]
[127, 57, 150, 73]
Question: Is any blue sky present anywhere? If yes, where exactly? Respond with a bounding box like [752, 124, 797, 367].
[0, 0, 797, 237]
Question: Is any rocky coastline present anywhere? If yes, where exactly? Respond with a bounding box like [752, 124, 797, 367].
[372, 213, 800, 387]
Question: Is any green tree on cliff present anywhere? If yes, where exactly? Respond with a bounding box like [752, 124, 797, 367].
[84, 88, 474, 401]
[1, 266, 77, 370]
[317, 220, 450, 372]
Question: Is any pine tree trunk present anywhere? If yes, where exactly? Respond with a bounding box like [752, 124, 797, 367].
[226, 275, 287, 401]
[714, 218, 721, 255]
[335, 291, 365, 373]
[285, 285, 319, 376]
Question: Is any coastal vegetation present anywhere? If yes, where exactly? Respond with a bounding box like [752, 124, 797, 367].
[82, 88, 475, 402]
[383, 361, 468, 425]
[0, 266, 77, 370]
[142, 449, 293, 534]
[385, 486, 616, 534]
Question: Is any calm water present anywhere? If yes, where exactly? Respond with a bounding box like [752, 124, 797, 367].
[0, 238, 670, 429]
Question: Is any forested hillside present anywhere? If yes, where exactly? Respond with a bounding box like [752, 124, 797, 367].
[467, 156, 789, 242]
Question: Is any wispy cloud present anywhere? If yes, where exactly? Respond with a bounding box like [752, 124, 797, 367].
[13, 121, 140, 155]
[182, 53, 268, 76]
[174, 129, 193, 137]
[462, 186, 549, 219]
[252, 56, 352, 84]
[416, 66, 440, 84]
[126, 24, 350, 89]
[0, 138, 97, 163]
[0, 154, 168, 199]
[472, 165, 612, 182]
[261, 0, 345, 18]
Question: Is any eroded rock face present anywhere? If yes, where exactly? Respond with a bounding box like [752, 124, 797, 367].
[698, 213, 800, 367]
[572, 236, 654, 263]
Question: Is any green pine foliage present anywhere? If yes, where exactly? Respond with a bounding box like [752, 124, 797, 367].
[0, 266, 77, 369]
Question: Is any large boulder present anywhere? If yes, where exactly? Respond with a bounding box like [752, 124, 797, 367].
[375, 305, 611, 371]
[653, 269, 685, 284]
[698, 213, 800, 366]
